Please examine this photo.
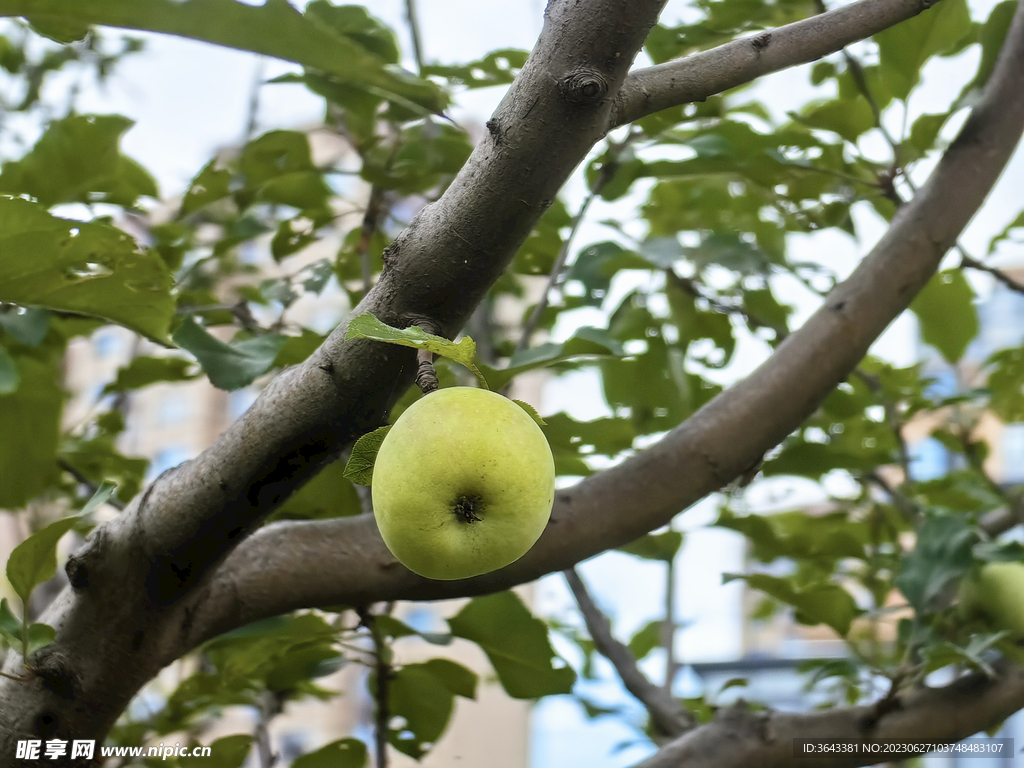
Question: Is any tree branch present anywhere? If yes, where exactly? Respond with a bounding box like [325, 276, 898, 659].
[609, 0, 940, 130]
[564, 567, 694, 738]
[190, 0, 1024, 657]
[633, 661, 1024, 768]
[0, 0, 671, 751]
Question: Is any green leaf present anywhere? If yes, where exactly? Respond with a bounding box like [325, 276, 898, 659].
[910, 269, 979, 363]
[0, 114, 157, 207]
[26, 622, 56, 655]
[1, 0, 447, 115]
[876, 0, 972, 100]
[617, 530, 683, 561]
[895, 514, 977, 613]
[0, 345, 19, 395]
[423, 49, 528, 88]
[343, 425, 391, 487]
[272, 459, 362, 521]
[0, 306, 50, 347]
[384, 660, 477, 759]
[726, 573, 861, 636]
[373, 614, 452, 646]
[799, 98, 875, 143]
[988, 346, 1024, 422]
[0, 197, 175, 343]
[448, 591, 576, 699]
[480, 327, 624, 391]
[292, 738, 367, 768]
[0, 598, 22, 646]
[102, 355, 198, 394]
[512, 399, 546, 426]
[173, 317, 284, 391]
[6, 515, 79, 606]
[0, 354, 64, 508]
[180, 735, 253, 768]
[79, 481, 117, 517]
[627, 619, 662, 661]
[345, 314, 488, 389]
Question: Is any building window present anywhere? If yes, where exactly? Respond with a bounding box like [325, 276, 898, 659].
[157, 393, 191, 426]
[1003, 424, 1024, 484]
[908, 437, 949, 481]
[149, 446, 193, 479]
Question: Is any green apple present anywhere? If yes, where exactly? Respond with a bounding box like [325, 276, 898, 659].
[371, 386, 556, 580]
[959, 561, 1024, 637]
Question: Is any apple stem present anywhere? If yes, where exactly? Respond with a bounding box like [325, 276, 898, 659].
[415, 348, 439, 394]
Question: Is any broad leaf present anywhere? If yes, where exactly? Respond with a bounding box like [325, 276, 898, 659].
[345, 313, 488, 389]
[102, 355, 198, 394]
[910, 269, 979, 363]
[0, 114, 157, 207]
[6, 515, 79, 606]
[0, 0, 446, 114]
[448, 591, 576, 699]
[173, 317, 284, 391]
[343, 425, 391, 487]
[725, 573, 861, 636]
[292, 738, 367, 768]
[0, 197, 174, 343]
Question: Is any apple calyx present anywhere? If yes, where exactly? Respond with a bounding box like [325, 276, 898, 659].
[454, 494, 483, 524]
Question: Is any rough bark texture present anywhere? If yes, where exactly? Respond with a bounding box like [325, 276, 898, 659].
[4, 0, 1024, 763]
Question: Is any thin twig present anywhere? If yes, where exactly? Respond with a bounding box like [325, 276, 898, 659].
[404, 0, 426, 74]
[564, 567, 694, 738]
[662, 557, 679, 693]
[514, 132, 639, 355]
[360, 608, 392, 768]
[254, 690, 279, 768]
[958, 248, 1024, 295]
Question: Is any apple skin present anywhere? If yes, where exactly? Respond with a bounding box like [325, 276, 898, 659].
[959, 561, 1024, 637]
[371, 387, 556, 580]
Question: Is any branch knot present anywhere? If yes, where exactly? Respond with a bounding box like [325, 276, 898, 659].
[560, 68, 609, 105]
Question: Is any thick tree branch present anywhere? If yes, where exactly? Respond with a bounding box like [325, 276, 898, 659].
[190, 0, 1024, 639]
[564, 567, 694, 738]
[0, 0, 670, 753]
[609, 0, 940, 130]
[633, 661, 1024, 768]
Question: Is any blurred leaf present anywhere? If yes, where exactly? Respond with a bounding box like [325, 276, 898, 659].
[6, 515, 79, 606]
[481, 327, 624, 391]
[876, 0, 972, 100]
[0, 197, 174, 343]
[910, 270, 979, 363]
[180, 735, 253, 768]
[292, 738, 367, 768]
[0, 114, 156, 206]
[272, 460, 362, 521]
[384, 659, 477, 758]
[173, 317, 284, 391]
[988, 346, 1024, 422]
[618, 530, 683, 561]
[343, 425, 391, 487]
[0, 306, 50, 347]
[0, 353, 63, 508]
[423, 49, 527, 88]
[0, 345, 19, 394]
[102, 355, 198, 394]
[448, 591, 576, 699]
[895, 514, 976, 613]
[2, 0, 447, 114]
[726, 573, 860, 636]
[628, 619, 662, 661]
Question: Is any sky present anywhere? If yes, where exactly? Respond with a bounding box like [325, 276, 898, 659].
[7, 1, 1024, 766]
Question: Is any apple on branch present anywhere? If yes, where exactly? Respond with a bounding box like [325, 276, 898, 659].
[371, 386, 556, 581]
